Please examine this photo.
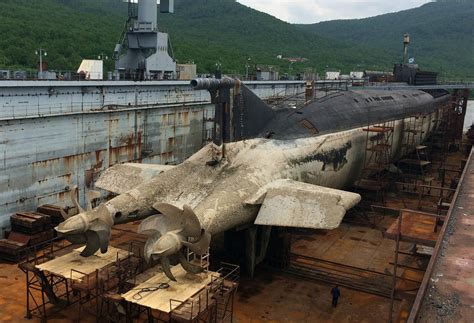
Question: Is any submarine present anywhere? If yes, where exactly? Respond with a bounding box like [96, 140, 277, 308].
[56, 76, 451, 280]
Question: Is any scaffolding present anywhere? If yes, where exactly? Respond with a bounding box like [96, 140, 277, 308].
[19, 238, 72, 321]
[398, 112, 431, 175]
[187, 247, 210, 272]
[428, 89, 469, 162]
[387, 209, 445, 323]
[126, 262, 240, 323]
[393, 111, 435, 211]
[19, 240, 141, 322]
[170, 263, 240, 323]
[400, 112, 425, 156]
[354, 118, 396, 204]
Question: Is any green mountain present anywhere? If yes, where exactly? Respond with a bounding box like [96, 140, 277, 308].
[0, 0, 471, 79]
[298, 0, 474, 80]
[0, 0, 394, 76]
[157, 0, 395, 75]
[0, 0, 123, 71]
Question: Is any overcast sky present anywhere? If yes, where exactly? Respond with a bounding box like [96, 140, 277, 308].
[236, 0, 433, 24]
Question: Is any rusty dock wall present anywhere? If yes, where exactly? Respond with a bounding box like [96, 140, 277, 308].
[0, 80, 305, 235]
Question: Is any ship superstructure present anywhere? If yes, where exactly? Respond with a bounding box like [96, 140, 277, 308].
[114, 0, 177, 80]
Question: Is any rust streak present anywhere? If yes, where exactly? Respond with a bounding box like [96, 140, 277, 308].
[32, 152, 90, 168]
[182, 111, 190, 126]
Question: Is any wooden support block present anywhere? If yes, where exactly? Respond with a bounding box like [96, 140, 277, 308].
[0, 239, 27, 261]
[37, 204, 67, 224]
[10, 212, 52, 234]
[8, 229, 55, 247]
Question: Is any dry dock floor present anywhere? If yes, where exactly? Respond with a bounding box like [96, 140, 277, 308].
[235, 268, 393, 323]
[0, 220, 413, 323]
[0, 148, 468, 322]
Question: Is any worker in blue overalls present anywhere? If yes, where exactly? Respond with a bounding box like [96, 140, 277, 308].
[331, 285, 341, 307]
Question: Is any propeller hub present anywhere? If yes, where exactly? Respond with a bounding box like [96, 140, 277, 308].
[152, 232, 183, 258]
[139, 204, 212, 281]
[55, 213, 89, 234]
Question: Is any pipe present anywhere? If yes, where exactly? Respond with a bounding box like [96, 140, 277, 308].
[191, 78, 238, 90]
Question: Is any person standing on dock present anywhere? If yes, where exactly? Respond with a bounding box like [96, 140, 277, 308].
[331, 286, 341, 307]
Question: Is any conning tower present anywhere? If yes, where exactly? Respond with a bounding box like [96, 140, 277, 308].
[114, 0, 176, 80]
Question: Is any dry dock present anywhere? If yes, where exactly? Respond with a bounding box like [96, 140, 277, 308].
[0, 87, 472, 322]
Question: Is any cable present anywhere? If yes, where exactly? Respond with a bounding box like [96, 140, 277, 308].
[132, 283, 170, 300]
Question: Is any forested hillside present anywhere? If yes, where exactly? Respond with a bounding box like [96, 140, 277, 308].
[0, 0, 123, 71]
[0, 0, 394, 75]
[298, 0, 474, 79]
[0, 0, 471, 78]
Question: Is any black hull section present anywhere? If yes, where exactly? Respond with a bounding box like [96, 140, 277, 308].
[264, 89, 450, 140]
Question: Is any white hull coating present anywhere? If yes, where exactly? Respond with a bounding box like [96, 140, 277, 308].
[107, 108, 440, 235]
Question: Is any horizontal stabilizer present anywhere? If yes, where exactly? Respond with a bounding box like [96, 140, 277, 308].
[248, 179, 361, 230]
[95, 163, 175, 194]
